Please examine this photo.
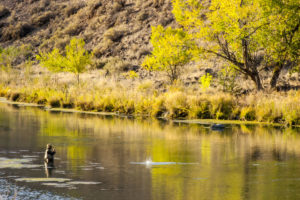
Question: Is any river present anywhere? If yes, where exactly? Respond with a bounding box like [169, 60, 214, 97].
[0, 103, 300, 200]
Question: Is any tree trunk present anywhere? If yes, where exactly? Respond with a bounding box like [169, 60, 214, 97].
[256, 76, 263, 90]
[77, 73, 80, 85]
[241, 36, 263, 90]
[270, 64, 283, 89]
[168, 65, 178, 84]
[250, 71, 263, 90]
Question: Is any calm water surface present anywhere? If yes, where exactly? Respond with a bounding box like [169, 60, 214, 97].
[0, 103, 300, 200]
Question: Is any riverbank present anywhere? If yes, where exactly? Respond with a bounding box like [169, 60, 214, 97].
[0, 97, 285, 128]
[0, 84, 299, 126]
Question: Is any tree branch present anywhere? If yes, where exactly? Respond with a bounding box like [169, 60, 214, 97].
[204, 49, 248, 74]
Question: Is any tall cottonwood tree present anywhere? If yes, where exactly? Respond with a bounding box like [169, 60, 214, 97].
[172, 0, 299, 90]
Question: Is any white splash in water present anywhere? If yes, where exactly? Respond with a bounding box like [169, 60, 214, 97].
[130, 158, 177, 166]
[145, 159, 152, 165]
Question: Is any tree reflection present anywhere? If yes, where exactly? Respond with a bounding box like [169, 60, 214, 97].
[2, 104, 300, 200]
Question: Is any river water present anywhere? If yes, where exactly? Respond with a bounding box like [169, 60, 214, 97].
[0, 103, 300, 200]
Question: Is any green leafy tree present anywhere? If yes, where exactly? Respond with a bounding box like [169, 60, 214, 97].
[142, 25, 196, 83]
[64, 38, 93, 84]
[0, 46, 21, 82]
[0, 46, 21, 71]
[258, 0, 299, 88]
[200, 73, 212, 91]
[218, 65, 240, 94]
[36, 48, 65, 73]
[37, 38, 93, 84]
[172, 0, 299, 90]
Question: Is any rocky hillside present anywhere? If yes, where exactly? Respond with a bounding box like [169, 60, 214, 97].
[0, 0, 175, 64]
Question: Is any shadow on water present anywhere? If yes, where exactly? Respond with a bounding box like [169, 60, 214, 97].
[0, 103, 300, 200]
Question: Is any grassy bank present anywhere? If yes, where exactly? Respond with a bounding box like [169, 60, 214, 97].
[0, 82, 299, 126]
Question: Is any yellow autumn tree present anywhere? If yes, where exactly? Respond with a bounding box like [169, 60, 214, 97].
[172, 0, 299, 90]
[142, 25, 196, 83]
[37, 38, 93, 84]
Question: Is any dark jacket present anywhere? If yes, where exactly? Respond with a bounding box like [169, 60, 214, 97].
[44, 149, 56, 162]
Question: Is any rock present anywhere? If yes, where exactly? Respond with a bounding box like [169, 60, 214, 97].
[211, 124, 225, 130]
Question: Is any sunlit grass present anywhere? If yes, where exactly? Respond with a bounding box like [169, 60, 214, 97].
[0, 80, 299, 126]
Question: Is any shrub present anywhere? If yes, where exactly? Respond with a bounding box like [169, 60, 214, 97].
[219, 98, 235, 119]
[137, 48, 151, 59]
[103, 99, 115, 112]
[77, 100, 95, 111]
[128, 71, 138, 79]
[188, 97, 211, 119]
[64, 21, 84, 36]
[0, 46, 22, 70]
[39, 0, 50, 7]
[87, 0, 102, 17]
[104, 57, 133, 77]
[92, 59, 106, 69]
[1, 23, 34, 41]
[65, 2, 85, 17]
[0, 6, 10, 19]
[49, 98, 61, 108]
[218, 65, 240, 94]
[283, 109, 298, 126]
[112, 2, 123, 13]
[200, 73, 212, 91]
[0, 86, 9, 97]
[31, 11, 55, 26]
[93, 39, 113, 57]
[103, 26, 127, 42]
[10, 92, 20, 101]
[111, 0, 127, 14]
[152, 97, 167, 118]
[0, 21, 7, 29]
[137, 11, 149, 22]
[205, 95, 235, 119]
[62, 100, 75, 109]
[37, 98, 47, 105]
[255, 102, 276, 122]
[153, 0, 165, 7]
[135, 97, 153, 115]
[30, 5, 43, 15]
[240, 107, 256, 121]
[137, 80, 155, 97]
[124, 100, 135, 115]
[54, 36, 71, 50]
[281, 92, 300, 125]
[164, 91, 189, 119]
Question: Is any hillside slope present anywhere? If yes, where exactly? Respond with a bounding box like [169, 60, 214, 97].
[0, 0, 175, 64]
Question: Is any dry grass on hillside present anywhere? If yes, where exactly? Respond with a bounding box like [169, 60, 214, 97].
[0, 0, 174, 64]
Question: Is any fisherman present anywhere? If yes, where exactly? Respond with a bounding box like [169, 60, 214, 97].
[44, 161, 54, 178]
[44, 144, 56, 163]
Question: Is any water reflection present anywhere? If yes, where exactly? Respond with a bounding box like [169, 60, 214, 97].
[44, 162, 55, 178]
[0, 103, 300, 200]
